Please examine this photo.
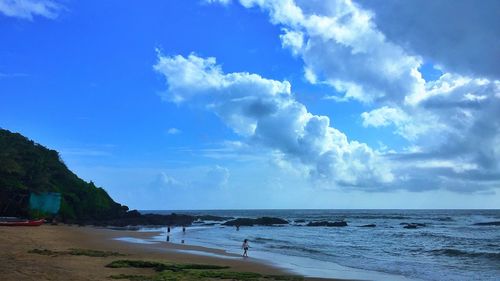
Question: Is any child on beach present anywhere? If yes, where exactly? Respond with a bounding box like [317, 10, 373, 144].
[242, 239, 249, 257]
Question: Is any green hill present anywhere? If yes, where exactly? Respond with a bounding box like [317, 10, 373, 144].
[0, 128, 129, 221]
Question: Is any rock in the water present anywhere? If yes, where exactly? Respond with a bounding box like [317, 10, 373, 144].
[401, 222, 426, 227]
[307, 221, 348, 227]
[473, 221, 500, 226]
[91, 213, 195, 227]
[223, 218, 254, 226]
[222, 217, 289, 226]
[199, 222, 218, 226]
[359, 224, 376, 227]
[403, 223, 425, 229]
[194, 215, 234, 221]
[256, 217, 289, 225]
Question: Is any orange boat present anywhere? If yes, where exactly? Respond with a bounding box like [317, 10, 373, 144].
[0, 218, 45, 226]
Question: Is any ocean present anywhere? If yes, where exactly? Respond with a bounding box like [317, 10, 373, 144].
[135, 209, 500, 281]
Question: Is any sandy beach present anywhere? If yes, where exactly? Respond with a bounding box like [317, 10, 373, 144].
[0, 224, 346, 281]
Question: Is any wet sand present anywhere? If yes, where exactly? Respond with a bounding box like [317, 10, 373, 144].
[0, 224, 350, 281]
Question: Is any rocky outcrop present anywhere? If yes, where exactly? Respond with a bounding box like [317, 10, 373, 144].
[359, 224, 376, 227]
[473, 221, 500, 226]
[85, 213, 195, 227]
[403, 224, 418, 229]
[307, 221, 348, 227]
[222, 217, 289, 226]
[194, 215, 234, 221]
[401, 222, 426, 229]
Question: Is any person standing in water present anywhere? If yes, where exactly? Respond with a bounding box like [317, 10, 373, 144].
[242, 239, 249, 257]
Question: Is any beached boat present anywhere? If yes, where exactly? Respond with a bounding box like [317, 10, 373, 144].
[0, 218, 45, 226]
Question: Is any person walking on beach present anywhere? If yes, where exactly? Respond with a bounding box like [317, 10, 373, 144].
[242, 239, 250, 257]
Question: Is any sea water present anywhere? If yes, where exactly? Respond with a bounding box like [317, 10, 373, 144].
[140, 209, 500, 281]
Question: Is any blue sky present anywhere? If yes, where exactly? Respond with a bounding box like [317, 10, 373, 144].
[1, 0, 499, 209]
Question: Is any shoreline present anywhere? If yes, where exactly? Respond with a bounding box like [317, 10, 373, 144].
[121, 226, 420, 281]
[0, 224, 348, 281]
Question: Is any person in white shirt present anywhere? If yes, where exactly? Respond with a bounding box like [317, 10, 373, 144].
[242, 239, 249, 257]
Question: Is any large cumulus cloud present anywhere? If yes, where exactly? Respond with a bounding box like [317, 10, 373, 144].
[154, 53, 393, 187]
[210, 0, 500, 193]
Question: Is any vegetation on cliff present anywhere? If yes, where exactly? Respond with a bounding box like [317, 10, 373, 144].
[0, 128, 128, 221]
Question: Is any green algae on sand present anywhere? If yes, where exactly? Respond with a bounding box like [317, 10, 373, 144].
[106, 259, 304, 281]
[28, 248, 125, 257]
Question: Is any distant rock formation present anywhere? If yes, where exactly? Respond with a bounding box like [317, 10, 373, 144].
[403, 224, 418, 229]
[194, 215, 234, 222]
[473, 221, 500, 226]
[401, 222, 426, 229]
[222, 217, 289, 226]
[307, 221, 348, 227]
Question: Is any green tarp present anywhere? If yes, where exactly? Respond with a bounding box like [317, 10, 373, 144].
[29, 192, 61, 214]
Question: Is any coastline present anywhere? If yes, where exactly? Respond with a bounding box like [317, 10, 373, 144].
[0, 224, 348, 281]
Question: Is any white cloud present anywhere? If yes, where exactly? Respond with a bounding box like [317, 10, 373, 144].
[384, 76, 500, 191]
[0, 0, 62, 20]
[232, 0, 426, 104]
[151, 166, 230, 191]
[414, 160, 478, 174]
[154, 53, 393, 187]
[303, 66, 317, 84]
[463, 93, 487, 102]
[361, 106, 407, 128]
[204, 0, 232, 5]
[361, 105, 439, 141]
[151, 172, 185, 189]
[279, 29, 303, 56]
[204, 165, 230, 188]
[405, 73, 474, 106]
[167, 127, 181, 135]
